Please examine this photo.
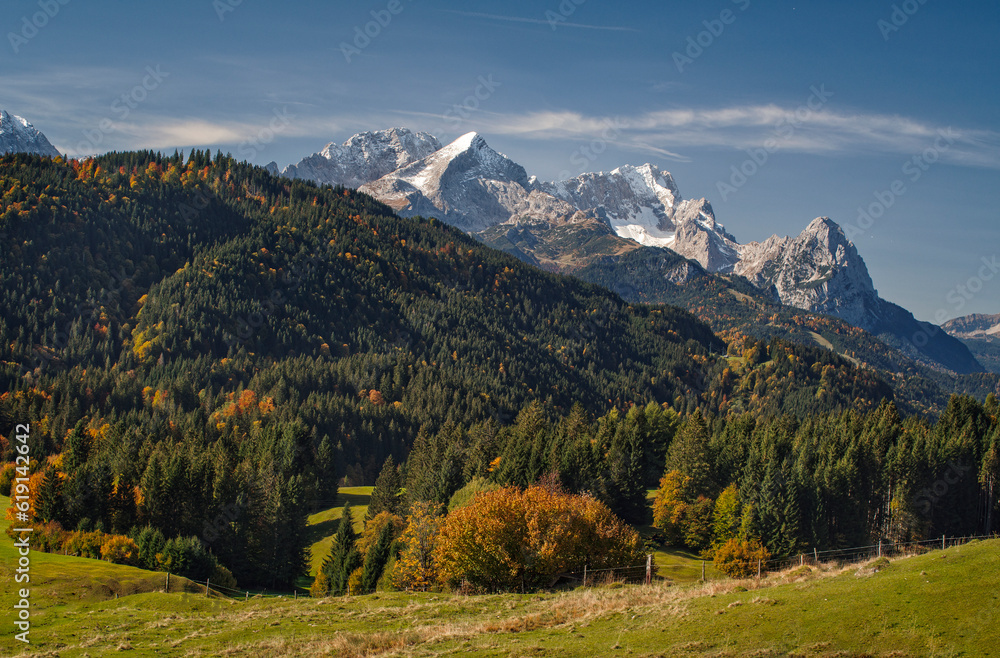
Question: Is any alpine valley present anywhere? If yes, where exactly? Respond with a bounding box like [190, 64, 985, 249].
[0, 110, 999, 602]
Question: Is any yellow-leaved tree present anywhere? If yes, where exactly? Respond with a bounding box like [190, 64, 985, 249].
[390, 501, 443, 591]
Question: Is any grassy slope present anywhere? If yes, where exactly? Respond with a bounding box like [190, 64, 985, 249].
[4, 492, 997, 656]
[305, 487, 372, 577]
[1, 529, 996, 656]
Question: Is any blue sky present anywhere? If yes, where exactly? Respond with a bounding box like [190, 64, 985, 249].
[2, 0, 998, 321]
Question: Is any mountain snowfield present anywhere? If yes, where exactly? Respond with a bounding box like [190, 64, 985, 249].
[282, 128, 441, 189]
[0, 110, 60, 157]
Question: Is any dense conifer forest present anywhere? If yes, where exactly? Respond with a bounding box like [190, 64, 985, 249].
[1, 153, 996, 589]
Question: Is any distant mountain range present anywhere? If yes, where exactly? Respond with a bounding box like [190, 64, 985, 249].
[282, 128, 985, 376]
[1, 112, 990, 378]
[944, 313, 1000, 339]
[944, 314, 1000, 374]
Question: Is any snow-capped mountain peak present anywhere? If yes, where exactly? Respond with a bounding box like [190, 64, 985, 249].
[358, 132, 541, 231]
[0, 110, 60, 157]
[283, 127, 440, 188]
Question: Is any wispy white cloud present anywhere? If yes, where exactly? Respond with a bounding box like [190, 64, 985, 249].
[455, 106, 1000, 169]
[444, 10, 638, 32]
[7, 62, 996, 170]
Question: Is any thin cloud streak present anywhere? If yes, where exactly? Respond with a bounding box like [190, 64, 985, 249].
[445, 10, 638, 32]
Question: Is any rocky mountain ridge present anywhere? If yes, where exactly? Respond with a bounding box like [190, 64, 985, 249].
[943, 313, 1000, 339]
[278, 128, 983, 373]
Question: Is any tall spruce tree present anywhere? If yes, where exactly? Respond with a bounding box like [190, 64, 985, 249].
[320, 503, 362, 596]
[35, 465, 64, 524]
[366, 456, 402, 521]
[665, 410, 715, 496]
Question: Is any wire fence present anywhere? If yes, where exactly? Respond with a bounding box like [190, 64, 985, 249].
[130, 533, 1000, 602]
[760, 533, 998, 575]
[555, 533, 998, 591]
[559, 559, 656, 588]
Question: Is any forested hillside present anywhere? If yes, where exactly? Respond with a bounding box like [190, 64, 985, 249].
[0, 152, 993, 590]
[576, 248, 1000, 415]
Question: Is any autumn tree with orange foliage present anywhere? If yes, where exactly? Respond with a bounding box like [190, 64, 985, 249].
[434, 484, 644, 592]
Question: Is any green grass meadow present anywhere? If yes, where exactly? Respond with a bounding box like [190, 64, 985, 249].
[2, 493, 998, 656]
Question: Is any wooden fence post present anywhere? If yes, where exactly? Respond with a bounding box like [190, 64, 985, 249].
[701, 561, 706, 582]
[645, 554, 652, 586]
[878, 539, 882, 558]
[814, 548, 818, 563]
[942, 535, 946, 550]
[583, 565, 587, 588]
[206, 578, 211, 598]
[757, 559, 761, 579]
[165, 572, 170, 592]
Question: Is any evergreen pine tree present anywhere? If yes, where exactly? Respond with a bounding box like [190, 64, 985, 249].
[366, 456, 402, 521]
[35, 465, 64, 524]
[665, 410, 715, 496]
[64, 420, 89, 472]
[359, 520, 394, 593]
[320, 503, 362, 596]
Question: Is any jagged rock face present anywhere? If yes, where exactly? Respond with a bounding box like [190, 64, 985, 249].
[534, 164, 680, 246]
[537, 165, 741, 272]
[360, 132, 574, 232]
[663, 261, 702, 285]
[736, 217, 883, 331]
[283, 127, 441, 188]
[0, 110, 60, 157]
[943, 313, 1000, 339]
[671, 198, 740, 273]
